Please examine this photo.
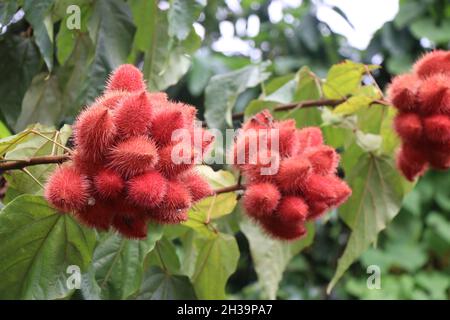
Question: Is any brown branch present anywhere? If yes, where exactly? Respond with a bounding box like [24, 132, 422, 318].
[213, 184, 245, 195]
[231, 98, 389, 120]
[0, 154, 71, 172]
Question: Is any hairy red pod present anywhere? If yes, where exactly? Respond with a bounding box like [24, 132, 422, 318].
[74, 103, 116, 162]
[304, 145, 339, 176]
[156, 142, 194, 178]
[427, 143, 450, 170]
[413, 50, 450, 79]
[190, 127, 215, 158]
[243, 183, 281, 219]
[277, 196, 308, 223]
[302, 174, 337, 204]
[307, 201, 330, 220]
[387, 73, 419, 112]
[76, 200, 114, 231]
[396, 144, 428, 181]
[423, 114, 450, 143]
[240, 150, 281, 184]
[148, 208, 188, 224]
[393, 112, 423, 143]
[417, 74, 450, 115]
[296, 127, 323, 152]
[180, 171, 213, 202]
[114, 91, 153, 139]
[106, 64, 146, 93]
[45, 165, 91, 213]
[96, 90, 128, 110]
[93, 168, 125, 199]
[260, 215, 307, 241]
[276, 156, 312, 193]
[112, 213, 148, 239]
[108, 136, 159, 178]
[274, 119, 299, 157]
[327, 176, 352, 207]
[242, 109, 273, 130]
[72, 149, 103, 175]
[162, 180, 192, 210]
[147, 92, 168, 107]
[151, 108, 185, 146]
[127, 171, 168, 209]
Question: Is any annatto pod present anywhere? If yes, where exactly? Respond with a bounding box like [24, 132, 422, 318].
[243, 183, 281, 219]
[180, 170, 213, 202]
[417, 74, 450, 115]
[93, 168, 125, 199]
[296, 127, 323, 150]
[260, 215, 307, 241]
[106, 64, 146, 93]
[387, 73, 419, 112]
[45, 164, 91, 213]
[76, 200, 114, 231]
[396, 143, 428, 181]
[393, 113, 423, 143]
[95, 90, 128, 110]
[413, 50, 450, 79]
[127, 171, 167, 209]
[276, 156, 312, 193]
[304, 145, 340, 176]
[423, 115, 450, 143]
[151, 108, 186, 146]
[276, 196, 309, 223]
[111, 213, 148, 239]
[156, 142, 194, 178]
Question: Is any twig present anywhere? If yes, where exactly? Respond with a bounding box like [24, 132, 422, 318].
[0, 154, 71, 172]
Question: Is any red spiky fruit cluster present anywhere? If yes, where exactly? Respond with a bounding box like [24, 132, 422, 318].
[234, 110, 352, 241]
[45, 64, 214, 238]
[387, 50, 450, 181]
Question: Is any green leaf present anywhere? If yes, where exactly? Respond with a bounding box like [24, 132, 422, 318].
[323, 60, 370, 99]
[183, 232, 239, 299]
[0, 195, 96, 299]
[0, 120, 11, 138]
[142, 9, 202, 91]
[205, 62, 271, 130]
[327, 155, 410, 293]
[0, 35, 42, 127]
[410, 18, 450, 44]
[23, 0, 54, 71]
[129, 0, 157, 51]
[244, 100, 279, 120]
[136, 266, 197, 300]
[0, 0, 18, 25]
[146, 237, 181, 275]
[86, 0, 135, 101]
[333, 96, 372, 116]
[90, 225, 163, 299]
[168, 0, 206, 41]
[240, 218, 315, 299]
[15, 73, 63, 131]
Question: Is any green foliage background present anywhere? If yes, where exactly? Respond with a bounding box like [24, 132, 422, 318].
[0, 0, 449, 300]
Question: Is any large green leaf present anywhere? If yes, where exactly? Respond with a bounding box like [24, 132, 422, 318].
[240, 218, 315, 299]
[136, 267, 196, 300]
[0, 195, 96, 299]
[23, 0, 54, 71]
[410, 18, 450, 44]
[86, 0, 135, 101]
[142, 9, 202, 91]
[89, 225, 163, 299]
[168, 0, 206, 41]
[327, 155, 411, 293]
[182, 231, 239, 299]
[0, 35, 41, 127]
[205, 62, 271, 130]
[0, 0, 18, 25]
[146, 236, 181, 275]
[129, 0, 157, 51]
[15, 73, 63, 131]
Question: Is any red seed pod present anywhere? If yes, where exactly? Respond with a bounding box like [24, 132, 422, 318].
[413, 50, 450, 79]
[243, 183, 281, 219]
[162, 180, 192, 210]
[180, 170, 213, 202]
[108, 136, 159, 178]
[96, 90, 128, 110]
[147, 92, 168, 108]
[394, 112, 424, 143]
[304, 145, 340, 176]
[240, 150, 281, 184]
[148, 208, 189, 224]
[151, 108, 185, 146]
[112, 213, 148, 239]
[156, 142, 194, 178]
[114, 91, 153, 139]
[296, 127, 323, 152]
[45, 164, 91, 213]
[190, 127, 215, 158]
[72, 149, 103, 175]
[387, 73, 419, 112]
[106, 64, 146, 93]
[93, 168, 125, 199]
[396, 144, 428, 181]
[277, 196, 308, 223]
[274, 120, 299, 158]
[127, 171, 167, 209]
[327, 176, 352, 207]
[417, 74, 450, 115]
[73, 103, 116, 162]
[427, 143, 450, 170]
[276, 156, 312, 193]
[242, 109, 273, 130]
[260, 215, 307, 241]
[307, 201, 330, 220]
[75, 200, 114, 231]
[423, 114, 450, 143]
[302, 174, 337, 205]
